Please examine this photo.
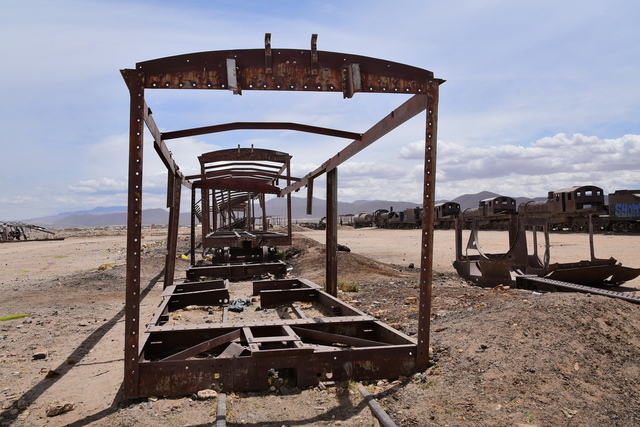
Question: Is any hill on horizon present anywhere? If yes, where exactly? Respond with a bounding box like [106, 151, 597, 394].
[17, 192, 539, 228]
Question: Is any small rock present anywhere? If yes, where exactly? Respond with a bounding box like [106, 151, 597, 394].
[45, 370, 60, 379]
[197, 389, 217, 400]
[46, 401, 75, 417]
[404, 297, 417, 304]
[32, 350, 48, 360]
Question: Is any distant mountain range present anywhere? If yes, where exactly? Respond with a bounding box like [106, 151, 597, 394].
[19, 192, 543, 228]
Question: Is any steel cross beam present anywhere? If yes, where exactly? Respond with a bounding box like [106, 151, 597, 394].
[162, 122, 361, 141]
[278, 93, 431, 197]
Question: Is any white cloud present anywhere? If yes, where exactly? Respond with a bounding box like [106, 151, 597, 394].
[68, 178, 127, 194]
[408, 133, 640, 200]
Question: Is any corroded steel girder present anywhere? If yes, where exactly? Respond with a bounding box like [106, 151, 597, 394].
[135, 38, 433, 98]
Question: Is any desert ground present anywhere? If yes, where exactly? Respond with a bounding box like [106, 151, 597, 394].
[0, 226, 639, 426]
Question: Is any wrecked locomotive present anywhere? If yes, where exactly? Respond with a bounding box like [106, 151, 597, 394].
[519, 186, 640, 232]
[373, 206, 423, 228]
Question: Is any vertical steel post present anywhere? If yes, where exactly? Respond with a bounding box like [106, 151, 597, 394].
[202, 187, 210, 240]
[123, 69, 145, 398]
[191, 185, 196, 266]
[326, 167, 338, 296]
[164, 173, 181, 288]
[417, 81, 440, 369]
[286, 157, 292, 238]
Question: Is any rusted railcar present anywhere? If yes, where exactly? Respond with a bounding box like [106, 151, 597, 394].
[433, 201, 460, 229]
[120, 34, 442, 398]
[381, 206, 422, 228]
[461, 196, 516, 229]
[372, 209, 389, 228]
[599, 189, 640, 232]
[353, 212, 374, 228]
[519, 185, 606, 232]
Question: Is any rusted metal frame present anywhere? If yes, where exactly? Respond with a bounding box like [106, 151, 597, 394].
[279, 94, 429, 197]
[291, 327, 392, 348]
[253, 278, 321, 294]
[212, 190, 251, 207]
[202, 161, 283, 173]
[199, 170, 298, 182]
[588, 214, 596, 261]
[194, 171, 285, 182]
[259, 288, 321, 307]
[326, 167, 338, 296]
[306, 179, 314, 214]
[201, 186, 211, 242]
[286, 156, 292, 238]
[203, 160, 283, 169]
[143, 102, 191, 191]
[167, 288, 231, 311]
[160, 329, 242, 362]
[315, 288, 369, 317]
[202, 235, 290, 248]
[145, 322, 413, 354]
[136, 345, 415, 396]
[164, 172, 182, 289]
[200, 147, 292, 163]
[245, 192, 252, 231]
[162, 122, 361, 141]
[416, 81, 440, 370]
[259, 194, 268, 231]
[122, 69, 145, 399]
[185, 261, 288, 281]
[194, 178, 280, 194]
[190, 186, 196, 266]
[146, 316, 377, 333]
[135, 47, 434, 95]
[146, 289, 172, 328]
[163, 280, 227, 294]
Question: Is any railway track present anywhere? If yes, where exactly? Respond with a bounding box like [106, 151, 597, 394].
[515, 275, 640, 304]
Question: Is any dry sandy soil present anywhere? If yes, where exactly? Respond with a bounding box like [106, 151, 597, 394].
[1, 226, 639, 426]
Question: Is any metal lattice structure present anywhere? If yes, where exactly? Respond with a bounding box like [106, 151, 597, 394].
[121, 34, 443, 398]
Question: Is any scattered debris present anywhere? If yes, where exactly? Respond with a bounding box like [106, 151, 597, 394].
[197, 389, 217, 400]
[228, 298, 252, 313]
[46, 401, 75, 417]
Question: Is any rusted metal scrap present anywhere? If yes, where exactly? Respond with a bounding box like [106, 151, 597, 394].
[453, 214, 640, 293]
[1, 221, 58, 243]
[121, 34, 443, 398]
[183, 147, 294, 281]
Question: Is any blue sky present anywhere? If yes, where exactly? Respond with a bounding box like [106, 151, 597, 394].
[1, 0, 639, 220]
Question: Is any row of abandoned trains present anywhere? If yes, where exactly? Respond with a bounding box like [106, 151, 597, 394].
[352, 186, 640, 232]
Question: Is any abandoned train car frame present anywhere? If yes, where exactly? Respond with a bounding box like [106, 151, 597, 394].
[121, 34, 443, 398]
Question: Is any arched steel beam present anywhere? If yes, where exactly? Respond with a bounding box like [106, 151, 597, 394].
[162, 122, 361, 141]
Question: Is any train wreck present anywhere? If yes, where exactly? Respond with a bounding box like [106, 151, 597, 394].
[452, 213, 640, 302]
[0, 221, 59, 243]
[121, 34, 442, 398]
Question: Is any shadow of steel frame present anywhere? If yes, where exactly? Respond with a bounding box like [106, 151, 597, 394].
[121, 34, 443, 398]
